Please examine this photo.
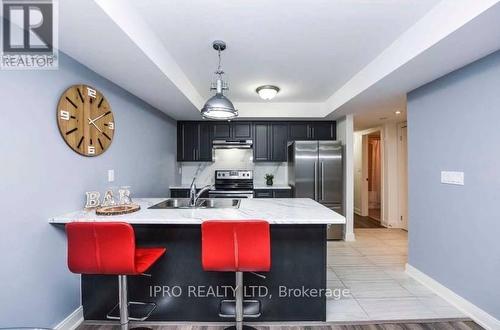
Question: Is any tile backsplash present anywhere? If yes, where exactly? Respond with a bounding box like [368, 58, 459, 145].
[179, 149, 287, 186]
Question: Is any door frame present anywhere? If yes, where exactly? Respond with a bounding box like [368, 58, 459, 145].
[358, 127, 385, 224]
[397, 122, 408, 230]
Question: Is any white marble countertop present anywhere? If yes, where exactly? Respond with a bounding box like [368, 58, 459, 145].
[49, 198, 345, 225]
[169, 185, 291, 190]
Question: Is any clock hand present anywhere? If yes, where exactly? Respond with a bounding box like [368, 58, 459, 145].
[88, 118, 103, 133]
[89, 111, 111, 124]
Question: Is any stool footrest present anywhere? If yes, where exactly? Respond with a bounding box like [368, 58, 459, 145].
[219, 299, 261, 318]
[106, 301, 156, 321]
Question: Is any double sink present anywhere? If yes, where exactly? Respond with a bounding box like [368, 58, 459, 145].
[149, 198, 241, 209]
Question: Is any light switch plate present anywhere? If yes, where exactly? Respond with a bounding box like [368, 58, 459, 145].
[441, 171, 464, 185]
[108, 169, 115, 182]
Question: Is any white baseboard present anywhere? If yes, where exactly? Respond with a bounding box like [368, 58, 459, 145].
[54, 306, 83, 330]
[406, 264, 500, 330]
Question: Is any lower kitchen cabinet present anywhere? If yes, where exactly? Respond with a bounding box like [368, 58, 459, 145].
[254, 189, 292, 198]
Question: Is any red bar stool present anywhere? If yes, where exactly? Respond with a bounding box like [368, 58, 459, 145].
[202, 220, 271, 330]
[66, 222, 166, 330]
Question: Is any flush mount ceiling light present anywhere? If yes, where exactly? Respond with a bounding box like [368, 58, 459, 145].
[395, 110, 402, 115]
[256, 85, 280, 100]
[201, 40, 238, 120]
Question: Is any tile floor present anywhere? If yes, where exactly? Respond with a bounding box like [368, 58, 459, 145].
[326, 228, 466, 322]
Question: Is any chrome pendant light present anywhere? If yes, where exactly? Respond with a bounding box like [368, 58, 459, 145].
[201, 40, 238, 120]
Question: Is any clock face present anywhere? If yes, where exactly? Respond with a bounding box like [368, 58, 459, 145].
[57, 84, 115, 156]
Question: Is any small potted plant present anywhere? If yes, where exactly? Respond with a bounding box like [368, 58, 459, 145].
[265, 174, 274, 186]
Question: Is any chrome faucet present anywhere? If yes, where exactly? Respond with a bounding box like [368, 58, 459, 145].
[189, 178, 213, 207]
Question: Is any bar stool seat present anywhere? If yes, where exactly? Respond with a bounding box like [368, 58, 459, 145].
[202, 220, 270, 330]
[66, 222, 166, 330]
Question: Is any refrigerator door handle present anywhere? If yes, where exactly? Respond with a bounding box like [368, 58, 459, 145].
[314, 162, 318, 200]
[321, 162, 325, 201]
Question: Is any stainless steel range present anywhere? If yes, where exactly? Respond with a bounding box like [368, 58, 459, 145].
[208, 170, 254, 199]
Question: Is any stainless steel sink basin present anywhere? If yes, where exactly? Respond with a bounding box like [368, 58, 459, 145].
[149, 198, 240, 209]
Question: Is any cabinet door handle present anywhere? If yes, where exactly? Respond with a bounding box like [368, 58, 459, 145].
[193, 149, 196, 160]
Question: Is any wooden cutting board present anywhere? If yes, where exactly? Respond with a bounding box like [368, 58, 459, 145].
[95, 204, 140, 216]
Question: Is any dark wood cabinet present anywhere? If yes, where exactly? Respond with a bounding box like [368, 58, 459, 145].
[178, 120, 335, 163]
[213, 121, 252, 139]
[270, 123, 289, 162]
[253, 122, 288, 162]
[311, 122, 336, 140]
[212, 122, 231, 139]
[231, 121, 253, 139]
[289, 122, 312, 140]
[254, 189, 292, 198]
[288, 122, 335, 140]
[177, 122, 213, 162]
[198, 122, 213, 161]
[253, 123, 271, 161]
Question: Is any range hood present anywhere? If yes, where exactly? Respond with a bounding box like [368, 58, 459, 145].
[212, 139, 253, 149]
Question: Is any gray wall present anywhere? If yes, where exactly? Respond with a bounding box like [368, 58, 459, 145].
[0, 53, 177, 327]
[408, 50, 500, 319]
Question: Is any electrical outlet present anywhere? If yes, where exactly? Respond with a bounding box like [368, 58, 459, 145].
[108, 169, 115, 182]
[441, 171, 464, 185]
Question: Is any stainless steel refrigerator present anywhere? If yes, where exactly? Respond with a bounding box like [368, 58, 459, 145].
[288, 141, 344, 240]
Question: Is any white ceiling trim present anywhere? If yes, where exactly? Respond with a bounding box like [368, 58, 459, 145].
[94, 0, 205, 110]
[323, 0, 500, 117]
[234, 102, 326, 119]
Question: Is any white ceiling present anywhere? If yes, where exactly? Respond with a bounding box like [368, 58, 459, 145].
[58, 0, 500, 121]
[131, 0, 439, 102]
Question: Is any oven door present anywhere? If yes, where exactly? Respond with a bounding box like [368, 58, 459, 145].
[208, 190, 254, 199]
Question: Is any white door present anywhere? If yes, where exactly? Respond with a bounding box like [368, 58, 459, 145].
[398, 125, 408, 230]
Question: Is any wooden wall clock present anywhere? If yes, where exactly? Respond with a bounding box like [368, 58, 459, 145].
[57, 84, 115, 156]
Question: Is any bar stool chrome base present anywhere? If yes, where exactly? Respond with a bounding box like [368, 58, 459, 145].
[106, 275, 157, 330]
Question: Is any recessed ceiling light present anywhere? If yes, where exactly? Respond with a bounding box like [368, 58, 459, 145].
[256, 85, 280, 100]
[395, 110, 401, 115]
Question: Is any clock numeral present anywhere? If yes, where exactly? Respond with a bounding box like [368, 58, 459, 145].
[60, 110, 70, 121]
[88, 146, 96, 155]
[108, 122, 114, 130]
[87, 87, 97, 98]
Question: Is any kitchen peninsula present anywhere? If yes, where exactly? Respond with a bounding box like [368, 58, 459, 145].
[50, 198, 345, 322]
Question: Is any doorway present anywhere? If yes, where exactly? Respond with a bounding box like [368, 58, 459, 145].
[353, 127, 384, 228]
[367, 132, 381, 222]
[398, 123, 408, 230]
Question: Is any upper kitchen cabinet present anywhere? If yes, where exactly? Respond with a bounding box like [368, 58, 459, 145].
[213, 121, 253, 139]
[253, 122, 288, 162]
[288, 122, 336, 140]
[231, 121, 253, 139]
[253, 122, 271, 161]
[177, 122, 213, 162]
[289, 122, 311, 140]
[212, 122, 231, 139]
[311, 122, 336, 140]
